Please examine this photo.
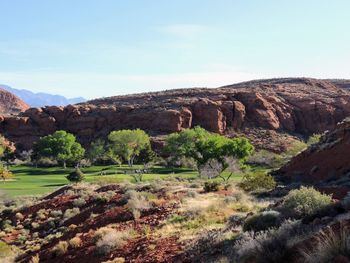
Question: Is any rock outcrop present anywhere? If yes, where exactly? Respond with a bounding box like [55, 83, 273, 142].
[1, 78, 350, 151]
[277, 118, 350, 198]
[0, 88, 29, 115]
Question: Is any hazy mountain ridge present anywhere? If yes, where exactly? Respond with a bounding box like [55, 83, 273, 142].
[0, 84, 86, 107]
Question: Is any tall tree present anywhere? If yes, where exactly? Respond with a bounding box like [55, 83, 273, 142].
[108, 129, 151, 167]
[32, 130, 85, 168]
[164, 126, 254, 177]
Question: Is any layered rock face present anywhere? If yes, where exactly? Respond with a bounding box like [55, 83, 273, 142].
[1, 78, 350, 151]
[0, 88, 29, 115]
[277, 118, 350, 198]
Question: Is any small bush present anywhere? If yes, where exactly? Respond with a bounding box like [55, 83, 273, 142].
[239, 172, 276, 192]
[234, 220, 312, 262]
[281, 187, 332, 217]
[69, 236, 82, 248]
[50, 210, 63, 218]
[51, 241, 68, 257]
[243, 210, 282, 232]
[95, 229, 130, 256]
[72, 197, 86, 207]
[204, 181, 220, 192]
[125, 190, 151, 220]
[63, 208, 80, 220]
[66, 168, 85, 183]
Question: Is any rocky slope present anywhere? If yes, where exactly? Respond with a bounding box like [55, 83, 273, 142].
[0, 88, 29, 115]
[1, 78, 350, 151]
[277, 118, 350, 198]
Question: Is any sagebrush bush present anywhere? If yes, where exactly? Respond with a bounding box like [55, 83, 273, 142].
[203, 181, 220, 192]
[63, 208, 80, 220]
[243, 210, 282, 232]
[234, 220, 313, 263]
[72, 197, 87, 207]
[125, 190, 151, 220]
[95, 229, 130, 256]
[281, 187, 332, 217]
[239, 172, 276, 192]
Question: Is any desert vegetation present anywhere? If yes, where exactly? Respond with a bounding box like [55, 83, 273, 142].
[0, 126, 348, 263]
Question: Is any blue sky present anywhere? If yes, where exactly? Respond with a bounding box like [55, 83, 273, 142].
[0, 0, 349, 99]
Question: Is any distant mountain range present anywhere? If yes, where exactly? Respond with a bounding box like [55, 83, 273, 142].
[0, 84, 86, 107]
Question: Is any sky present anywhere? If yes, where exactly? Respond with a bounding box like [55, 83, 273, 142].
[0, 0, 349, 99]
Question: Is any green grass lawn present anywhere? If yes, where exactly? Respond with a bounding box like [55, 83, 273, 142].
[0, 164, 235, 197]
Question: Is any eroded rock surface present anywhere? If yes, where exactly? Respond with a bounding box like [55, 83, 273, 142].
[1, 78, 350, 151]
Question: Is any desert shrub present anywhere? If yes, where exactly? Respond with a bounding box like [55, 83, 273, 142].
[243, 211, 282, 232]
[186, 190, 199, 198]
[280, 187, 332, 217]
[72, 197, 86, 207]
[35, 209, 47, 220]
[69, 236, 82, 248]
[125, 190, 151, 219]
[63, 208, 80, 220]
[31, 222, 40, 230]
[95, 229, 130, 256]
[301, 224, 350, 263]
[50, 210, 63, 218]
[51, 241, 68, 257]
[204, 181, 220, 192]
[66, 168, 85, 183]
[239, 172, 276, 192]
[234, 220, 314, 263]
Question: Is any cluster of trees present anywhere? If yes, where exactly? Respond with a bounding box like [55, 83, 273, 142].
[9, 125, 255, 181]
[164, 126, 254, 180]
[31, 129, 153, 169]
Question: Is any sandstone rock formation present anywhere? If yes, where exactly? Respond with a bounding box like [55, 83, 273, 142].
[0, 88, 29, 115]
[277, 118, 350, 198]
[1, 78, 350, 151]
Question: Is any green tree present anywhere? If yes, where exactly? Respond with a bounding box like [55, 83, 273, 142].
[87, 139, 107, 164]
[32, 130, 85, 168]
[164, 126, 254, 177]
[108, 129, 151, 167]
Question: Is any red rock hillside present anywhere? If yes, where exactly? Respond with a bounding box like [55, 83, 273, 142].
[0, 88, 29, 115]
[277, 118, 350, 198]
[1, 78, 350, 152]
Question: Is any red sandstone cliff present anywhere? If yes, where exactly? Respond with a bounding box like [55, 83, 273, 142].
[1, 78, 350, 151]
[0, 88, 29, 115]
